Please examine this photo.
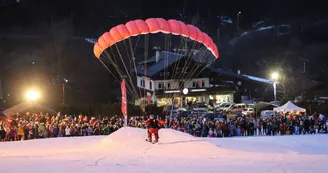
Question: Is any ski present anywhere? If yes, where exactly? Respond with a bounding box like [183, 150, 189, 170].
[145, 139, 159, 144]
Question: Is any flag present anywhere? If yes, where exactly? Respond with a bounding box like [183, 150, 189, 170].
[147, 92, 151, 104]
[121, 79, 127, 117]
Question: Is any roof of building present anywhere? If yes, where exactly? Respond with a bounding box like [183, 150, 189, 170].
[209, 68, 274, 84]
[136, 51, 184, 77]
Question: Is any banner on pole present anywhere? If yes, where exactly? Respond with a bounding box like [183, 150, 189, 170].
[147, 92, 152, 104]
[121, 79, 127, 118]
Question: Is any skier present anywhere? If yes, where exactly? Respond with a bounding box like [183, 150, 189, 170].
[144, 115, 165, 143]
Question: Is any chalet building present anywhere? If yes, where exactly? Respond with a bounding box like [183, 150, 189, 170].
[134, 51, 238, 107]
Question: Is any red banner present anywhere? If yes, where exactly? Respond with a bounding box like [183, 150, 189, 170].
[147, 92, 151, 104]
[121, 79, 127, 117]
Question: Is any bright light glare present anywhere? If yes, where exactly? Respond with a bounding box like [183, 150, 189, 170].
[271, 72, 279, 80]
[26, 90, 40, 101]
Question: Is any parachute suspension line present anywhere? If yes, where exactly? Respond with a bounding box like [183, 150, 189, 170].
[98, 58, 120, 84]
[142, 34, 150, 114]
[183, 51, 211, 89]
[170, 36, 185, 82]
[103, 51, 139, 102]
[179, 47, 205, 87]
[105, 47, 140, 101]
[103, 50, 130, 86]
[165, 35, 173, 105]
[168, 36, 189, 102]
[104, 50, 126, 80]
[187, 51, 212, 82]
[123, 40, 141, 100]
[98, 57, 137, 102]
[173, 41, 190, 101]
[99, 57, 112, 64]
[123, 40, 139, 99]
[176, 41, 202, 90]
[162, 35, 167, 100]
[170, 36, 186, 89]
[128, 37, 142, 101]
[132, 35, 141, 54]
[185, 66, 207, 89]
[172, 41, 204, 104]
[109, 47, 118, 67]
[176, 40, 198, 84]
[163, 34, 171, 101]
[167, 37, 181, 102]
[122, 40, 132, 70]
[180, 40, 204, 81]
[171, 36, 192, 103]
[114, 44, 140, 104]
[169, 36, 191, 100]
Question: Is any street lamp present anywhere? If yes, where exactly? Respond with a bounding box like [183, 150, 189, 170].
[26, 90, 40, 101]
[271, 72, 279, 105]
[271, 72, 279, 80]
[236, 11, 242, 32]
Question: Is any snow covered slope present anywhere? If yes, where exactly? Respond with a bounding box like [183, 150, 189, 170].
[0, 127, 328, 173]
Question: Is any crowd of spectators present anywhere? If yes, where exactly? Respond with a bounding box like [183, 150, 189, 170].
[159, 113, 328, 137]
[0, 112, 327, 142]
[0, 112, 124, 142]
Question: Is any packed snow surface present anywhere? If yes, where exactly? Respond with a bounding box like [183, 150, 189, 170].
[1, 127, 328, 173]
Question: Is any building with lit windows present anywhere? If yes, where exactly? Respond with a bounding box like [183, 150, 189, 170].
[134, 51, 237, 107]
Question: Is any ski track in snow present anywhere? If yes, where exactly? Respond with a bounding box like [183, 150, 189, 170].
[0, 127, 327, 173]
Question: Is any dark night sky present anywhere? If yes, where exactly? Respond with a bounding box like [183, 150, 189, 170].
[0, 0, 328, 107]
[1, 0, 328, 32]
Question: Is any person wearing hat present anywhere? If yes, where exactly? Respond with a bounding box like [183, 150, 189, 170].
[144, 114, 165, 143]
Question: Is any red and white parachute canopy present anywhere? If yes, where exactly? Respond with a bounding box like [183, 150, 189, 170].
[93, 18, 219, 59]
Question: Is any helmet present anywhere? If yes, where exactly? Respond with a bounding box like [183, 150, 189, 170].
[150, 115, 155, 119]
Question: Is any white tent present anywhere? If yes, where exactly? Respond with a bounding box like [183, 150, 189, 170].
[273, 101, 306, 112]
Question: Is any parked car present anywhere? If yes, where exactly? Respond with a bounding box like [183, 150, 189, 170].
[235, 114, 251, 121]
[216, 103, 234, 112]
[260, 110, 275, 118]
[242, 108, 255, 116]
[229, 103, 247, 114]
[269, 101, 280, 106]
[214, 102, 234, 109]
[178, 110, 192, 117]
[191, 103, 210, 112]
[246, 104, 255, 108]
[201, 112, 227, 121]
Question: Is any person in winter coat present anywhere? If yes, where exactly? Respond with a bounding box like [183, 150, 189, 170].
[236, 125, 241, 136]
[144, 115, 165, 143]
[280, 123, 287, 135]
[0, 127, 6, 141]
[6, 127, 17, 141]
[208, 128, 214, 137]
[17, 125, 24, 140]
[65, 126, 71, 136]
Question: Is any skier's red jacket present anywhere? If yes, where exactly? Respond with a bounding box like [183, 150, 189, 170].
[144, 119, 165, 134]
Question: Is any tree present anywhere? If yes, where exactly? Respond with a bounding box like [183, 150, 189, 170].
[48, 19, 74, 85]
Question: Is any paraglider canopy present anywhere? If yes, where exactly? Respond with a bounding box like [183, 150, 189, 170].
[94, 18, 219, 59]
[92, 18, 220, 112]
